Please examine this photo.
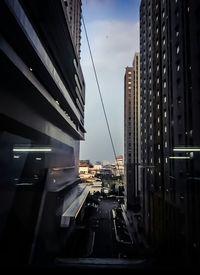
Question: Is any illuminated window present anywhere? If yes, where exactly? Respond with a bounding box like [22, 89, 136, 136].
[162, 25, 165, 32]
[176, 45, 180, 54]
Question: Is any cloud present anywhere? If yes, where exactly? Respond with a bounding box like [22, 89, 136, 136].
[80, 19, 139, 162]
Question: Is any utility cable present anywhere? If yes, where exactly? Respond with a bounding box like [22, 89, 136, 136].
[82, 15, 121, 177]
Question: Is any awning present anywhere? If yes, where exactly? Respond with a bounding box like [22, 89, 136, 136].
[61, 183, 90, 227]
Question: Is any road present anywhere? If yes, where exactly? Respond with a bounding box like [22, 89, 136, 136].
[90, 198, 118, 258]
[59, 197, 148, 263]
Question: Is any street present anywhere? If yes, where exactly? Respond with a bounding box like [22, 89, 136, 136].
[90, 198, 118, 258]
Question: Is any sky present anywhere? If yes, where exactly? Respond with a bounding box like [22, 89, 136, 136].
[80, 0, 140, 163]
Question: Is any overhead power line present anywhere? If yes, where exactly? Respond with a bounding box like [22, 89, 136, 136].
[81, 15, 121, 176]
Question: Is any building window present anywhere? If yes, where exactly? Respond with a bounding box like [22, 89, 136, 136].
[176, 45, 180, 54]
[177, 96, 181, 104]
[175, 9, 179, 17]
[164, 125, 167, 133]
[163, 81, 167, 88]
[162, 10, 165, 18]
[158, 117, 160, 123]
[164, 111, 167, 118]
[163, 39, 166, 46]
[158, 130, 160, 136]
[163, 66, 166, 74]
[165, 141, 167, 148]
[158, 144, 160, 150]
[162, 25, 165, 32]
[178, 114, 182, 123]
[164, 96, 167, 103]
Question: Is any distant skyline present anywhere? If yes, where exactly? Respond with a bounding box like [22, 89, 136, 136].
[80, 0, 140, 162]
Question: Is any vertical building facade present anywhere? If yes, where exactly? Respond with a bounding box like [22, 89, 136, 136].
[64, 0, 82, 57]
[140, 0, 200, 264]
[0, 0, 88, 266]
[124, 53, 141, 211]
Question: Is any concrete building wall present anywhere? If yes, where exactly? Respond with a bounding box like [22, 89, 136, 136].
[124, 53, 141, 211]
[140, 0, 200, 263]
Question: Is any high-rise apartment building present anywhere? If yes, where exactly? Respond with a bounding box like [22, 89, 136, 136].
[140, 0, 200, 264]
[64, 0, 82, 57]
[124, 53, 141, 211]
[0, 0, 88, 266]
